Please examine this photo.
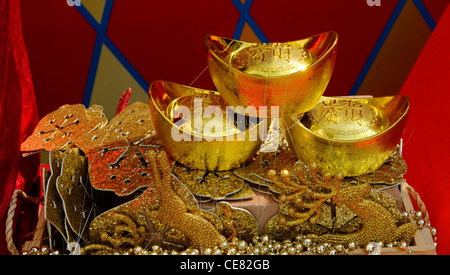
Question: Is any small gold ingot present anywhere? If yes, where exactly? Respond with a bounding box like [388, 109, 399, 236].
[149, 81, 266, 171]
[205, 32, 338, 117]
[284, 95, 410, 177]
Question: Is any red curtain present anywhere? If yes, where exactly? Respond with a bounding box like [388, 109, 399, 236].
[400, 4, 450, 255]
[0, 0, 41, 254]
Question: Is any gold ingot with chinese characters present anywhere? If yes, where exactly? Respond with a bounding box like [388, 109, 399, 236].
[205, 32, 338, 119]
[284, 95, 410, 177]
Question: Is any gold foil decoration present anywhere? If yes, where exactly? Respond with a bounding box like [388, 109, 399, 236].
[224, 183, 255, 201]
[285, 95, 410, 177]
[172, 162, 246, 200]
[233, 142, 297, 197]
[21, 104, 107, 155]
[205, 32, 338, 118]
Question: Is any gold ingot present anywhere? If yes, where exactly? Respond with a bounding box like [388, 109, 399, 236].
[284, 95, 410, 177]
[205, 32, 338, 117]
[149, 81, 266, 171]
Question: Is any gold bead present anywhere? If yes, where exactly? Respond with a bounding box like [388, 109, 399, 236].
[220, 240, 229, 249]
[317, 245, 325, 254]
[203, 248, 212, 255]
[238, 240, 247, 251]
[348, 242, 356, 250]
[430, 227, 438, 236]
[399, 241, 408, 250]
[40, 246, 50, 255]
[252, 236, 261, 244]
[287, 247, 296, 255]
[366, 243, 375, 252]
[267, 170, 277, 178]
[134, 246, 143, 254]
[415, 211, 423, 219]
[227, 248, 237, 255]
[30, 247, 39, 255]
[212, 248, 222, 255]
[303, 238, 312, 248]
[417, 219, 425, 228]
[283, 239, 293, 247]
[274, 242, 282, 251]
[280, 169, 290, 179]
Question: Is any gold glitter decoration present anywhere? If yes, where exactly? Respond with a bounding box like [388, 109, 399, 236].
[365, 187, 410, 225]
[76, 102, 163, 196]
[264, 159, 416, 247]
[308, 183, 417, 246]
[264, 214, 328, 241]
[82, 212, 147, 255]
[143, 150, 225, 250]
[56, 151, 92, 241]
[88, 187, 158, 247]
[316, 203, 358, 231]
[211, 202, 259, 243]
[21, 104, 107, 155]
[172, 162, 245, 200]
[267, 161, 342, 227]
[89, 150, 225, 251]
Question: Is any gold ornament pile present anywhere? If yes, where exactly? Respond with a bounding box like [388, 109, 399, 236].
[19, 100, 426, 255]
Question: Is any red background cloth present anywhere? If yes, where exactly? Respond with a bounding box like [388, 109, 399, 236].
[400, 4, 450, 255]
[0, 0, 41, 255]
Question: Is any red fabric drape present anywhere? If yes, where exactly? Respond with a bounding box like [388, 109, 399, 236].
[0, 0, 41, 254]
[400, 4, 450, 255]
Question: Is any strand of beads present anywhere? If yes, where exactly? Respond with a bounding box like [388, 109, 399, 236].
[22, 246, 61, 255]
[124, 235, 362, 255]
[409, 210, 438, 250]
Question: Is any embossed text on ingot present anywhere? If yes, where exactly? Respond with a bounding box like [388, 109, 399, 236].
[320, 99, 364, 126]
[246, 43, 308, 73]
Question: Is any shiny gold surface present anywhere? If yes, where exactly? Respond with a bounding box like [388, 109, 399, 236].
[205, 32, 338, 117]
[284, 95, 410, 177]
[149, 81, 265, 171]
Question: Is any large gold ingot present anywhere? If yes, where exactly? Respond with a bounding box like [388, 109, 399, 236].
[149, 81, 265, 171]
[284, 95, 410, 177]
[205, 32, 338, 118]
